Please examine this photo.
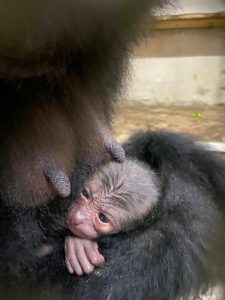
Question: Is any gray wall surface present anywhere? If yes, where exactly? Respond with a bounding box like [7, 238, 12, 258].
[124, 1, 225, 106]
[164, 0, 225, 15]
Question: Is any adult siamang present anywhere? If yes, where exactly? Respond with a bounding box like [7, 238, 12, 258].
[1, 131, 225, 300]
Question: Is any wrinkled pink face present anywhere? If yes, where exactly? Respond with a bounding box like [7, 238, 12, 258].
[66, 179, 122, 239]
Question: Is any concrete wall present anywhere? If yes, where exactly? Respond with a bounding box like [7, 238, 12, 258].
[124, 1, 225, 106]
[163, 0, 225, 15]
[125, 28, 225, 106]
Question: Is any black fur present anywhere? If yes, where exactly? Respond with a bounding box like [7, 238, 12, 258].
[1, 131, 225, 300]
[69, 131, 225, 300]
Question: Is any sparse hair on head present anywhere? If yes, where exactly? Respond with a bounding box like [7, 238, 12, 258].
[90, 159, 160, 231]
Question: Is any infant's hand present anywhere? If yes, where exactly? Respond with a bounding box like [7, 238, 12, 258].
[65, 236, 105, 276]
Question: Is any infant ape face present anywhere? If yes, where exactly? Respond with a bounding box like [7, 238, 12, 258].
[67, 160, 159, 239]
[66, 181, 125, 239]
[67, 196, 117, 239]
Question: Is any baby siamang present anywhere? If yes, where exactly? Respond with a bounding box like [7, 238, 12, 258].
[65, 159, 159, 275]
[1, 131, 225, 300]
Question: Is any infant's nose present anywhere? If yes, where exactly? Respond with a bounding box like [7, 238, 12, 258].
[73, 208, 86, 225]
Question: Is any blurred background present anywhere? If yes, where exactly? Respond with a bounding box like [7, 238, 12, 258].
[114, 0, 225, 147]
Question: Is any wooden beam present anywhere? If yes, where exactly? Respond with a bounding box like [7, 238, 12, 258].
[145, 12, 225, 30]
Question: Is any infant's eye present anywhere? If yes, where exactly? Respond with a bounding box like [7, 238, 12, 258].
[82, 188, 89, 199]
[98, 213, 109, 223]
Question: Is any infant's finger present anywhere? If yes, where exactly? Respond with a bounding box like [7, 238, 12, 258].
[69, 251, 84, 276]
[65, 239, 83, 276]
[76, 244, 95, 274]
[84, 241, 105, 267]
[65, 258, 74, 274]
[70, 255, 84, 276]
